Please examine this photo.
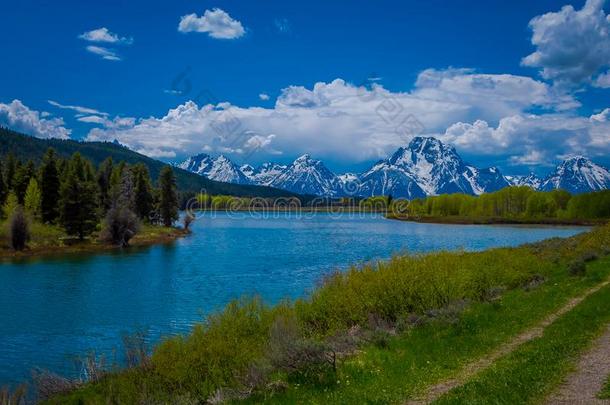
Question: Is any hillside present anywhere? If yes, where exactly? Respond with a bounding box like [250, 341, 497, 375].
[0, 127, 298, 197]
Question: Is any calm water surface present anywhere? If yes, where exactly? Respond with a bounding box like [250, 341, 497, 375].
[0, 212, 589, 385]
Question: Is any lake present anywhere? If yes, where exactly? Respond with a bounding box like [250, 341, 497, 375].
[0, 212, 589, 386]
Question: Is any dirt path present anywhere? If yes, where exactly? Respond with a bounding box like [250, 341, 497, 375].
[544, 325, 610, 405]
[405, 279, 610, 405]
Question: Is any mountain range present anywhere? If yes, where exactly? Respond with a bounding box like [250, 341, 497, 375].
[178, 136, 610, 197]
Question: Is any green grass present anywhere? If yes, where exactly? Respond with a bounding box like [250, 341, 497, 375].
[45, 225, 610, 404]
[243, 257, 610, 404]
[434, 262, 610, 404]
[598, 375, 610, 399]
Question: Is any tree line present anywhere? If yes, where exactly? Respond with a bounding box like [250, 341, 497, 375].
[400, 187, 610, 220]
[0, 149, 180, 250]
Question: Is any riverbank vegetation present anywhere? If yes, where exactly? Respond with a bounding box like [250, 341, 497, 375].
[388, 187, 610, 224]
[42, 223, 610, 404]
[0, 149, 182, 258]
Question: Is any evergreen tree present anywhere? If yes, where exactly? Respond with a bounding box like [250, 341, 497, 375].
[59, 153, 99, 239]
[132, 164, 154, 220]
[24, 178, 42, 220]
[158, 166, 179, 227]
[12, 160, 35, 204]
[96, 157, 114, 214]
[4, 153, 16, 193]
[0, 160, 7, 206]
[40, 148, 61, 223]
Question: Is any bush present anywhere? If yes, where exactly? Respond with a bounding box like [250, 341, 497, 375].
[568, 260, 587, 276]
[100, 206, 140, 247]
[9, 206, 30, 251]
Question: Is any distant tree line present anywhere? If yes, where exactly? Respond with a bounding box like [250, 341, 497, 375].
[0, 148, 179, 249]
[399, 187, 610, 220]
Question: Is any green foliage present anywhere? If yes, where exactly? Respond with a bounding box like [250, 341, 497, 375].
[2, 192, 18, 219]
[40, 148, 61, 223]
[96, 157, 114, 215]
[12, 160, 35, 204]
[0, 160, 7, 207]
[600, 376, 610, 399]
[397, 188, 610, 222]
[158, 166, 179, 227]
[24, 178, 42, 219]
[131, 164, 154, 220]
[59, 153, 99, 239]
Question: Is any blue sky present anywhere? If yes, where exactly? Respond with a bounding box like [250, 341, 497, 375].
[1, 0, 609, 175]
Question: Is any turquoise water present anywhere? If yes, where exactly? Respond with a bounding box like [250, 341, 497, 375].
[0, 212, 588, 385]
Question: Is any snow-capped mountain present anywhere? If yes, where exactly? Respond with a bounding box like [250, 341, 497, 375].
[242, 162, 288, 186]
[506, 173, 543, 190]
[178, 139, 609, 197]
[267, 154, 339, 196]
[357, 137, 509, 198]
[177, 153, 251, 184]
[540, 156, 610, 194]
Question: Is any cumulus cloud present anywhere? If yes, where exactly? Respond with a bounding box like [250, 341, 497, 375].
[0, 99, 71, 139]
[85, 45, 121, 61]
[79, 27, 133, 44]
[83, 69, 587, 164]
[442, 112, 610, 165]
[178, 8, 245, 39]
[522, 0, 610, 86]
[259, 93, 270, 101]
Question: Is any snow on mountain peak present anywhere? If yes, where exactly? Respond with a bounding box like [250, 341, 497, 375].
[178, 137, 608, 197]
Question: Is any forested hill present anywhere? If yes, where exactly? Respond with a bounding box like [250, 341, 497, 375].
[0, 127, 299, 197]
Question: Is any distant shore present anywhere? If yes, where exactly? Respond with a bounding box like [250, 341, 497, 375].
[386, 214, 606, 226]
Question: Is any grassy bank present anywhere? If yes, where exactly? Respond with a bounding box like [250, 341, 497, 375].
[0, 221, 187, 260]
[42, 224, 610, 404]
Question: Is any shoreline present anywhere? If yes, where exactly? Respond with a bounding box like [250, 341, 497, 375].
[0, 226, 189, 261]
[385, 214, 606, 226]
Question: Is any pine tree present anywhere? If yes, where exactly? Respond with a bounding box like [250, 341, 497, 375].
[40, 148, 61, 223]
[24, 178, 42, 220]
[59, 153, 99, 239]
[4, 153, 16, 192]
[132, 164, 154, 221]
[0, 160, 7, 206]
[158, 166, 179, 227]
[96, 157, 114, 215]
[13, 160, 35, 204]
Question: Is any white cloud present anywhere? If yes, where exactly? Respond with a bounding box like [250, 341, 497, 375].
[594, 70, 610, 88]
[590, 108, 610, 122]
[178, 8, 245, 39]
[79, 27, 133, 44]
[48, 100, 108, 116]
[0, 99, 71, 139]
[442, 112, 610, 165]
[83, 70, 590, 165]
[259, 93, 270, 101]
[85, 45, 121, 61]
[522, 0, 610, 86]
